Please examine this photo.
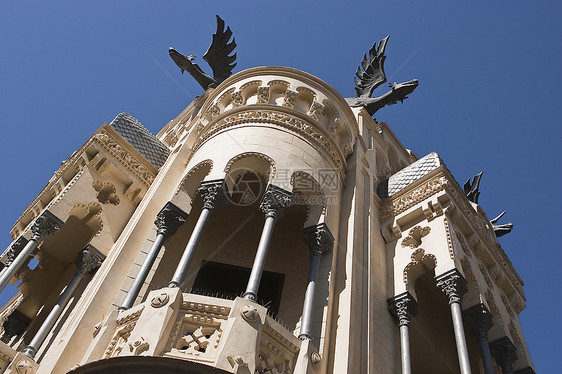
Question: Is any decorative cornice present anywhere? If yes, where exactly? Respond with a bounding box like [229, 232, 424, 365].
[435, 269, 468, 305]
[259, 185, 293, 218]
[463, 303, 493, 336]
[489, 337, 518, 372]
[302, 223, 334, 255]
[30, 211, 64, 242]
[154, 201, 188, 237]
[198, 179, 229, 210]
[74, 245, 105, 276]
[387, 292, 418, 326]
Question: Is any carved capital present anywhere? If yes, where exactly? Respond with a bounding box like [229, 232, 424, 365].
[74, 245, 105, 276]
[1, 309, 31, 343]
[302, 223, 334, 256]
[388, 292, 418, 326]
[4, 237, 29, 265]
[199, 179, 228, 210]
[30, 211, 64, 242]
[259, 185, 292, 218]
[490, 337, 518, 372]
[154, 202, 188, 237]
[436, 269, 467, 305]
[463, 303, 494, 337]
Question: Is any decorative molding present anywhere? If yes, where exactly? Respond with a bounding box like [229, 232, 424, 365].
[198, 180, 229, 210]
[485, 290, 502, 326]
[192, 109, 346, 183]
[302, 223, 334, 255]
[380, 175, 448, 221]
[460, 257, 479, 293]
[401, 225, 430, 249]
[176, 160, 214, 195]
[387, 292, 418, 326]
[435, 269, 468, 305]
[444, 218, 456, 260]
[259, 185, 293, 218]
[154, 202, 188, 238]
[501, 294, 515, 318]
[223, 152, 277, 178]
[403, 248, 437, 284]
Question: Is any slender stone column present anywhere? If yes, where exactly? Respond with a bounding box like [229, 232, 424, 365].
[243, 185, 292, 301]
[463, 303, 495, 374]
[489, 337, 518, 374]
[388, 291, 418, 374]
[0, 211, 63, 294]
[299, 223, 334, 340]
[119, 202, 187, 311]
[23, 245, 104, 359]
[436, 269, 472, 374]
[169, 180, 227, 288]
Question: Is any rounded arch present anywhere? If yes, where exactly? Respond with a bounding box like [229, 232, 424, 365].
[290, 171, 325, 226]
[223, 153, 276, 204]
[176, 160, 214, 198]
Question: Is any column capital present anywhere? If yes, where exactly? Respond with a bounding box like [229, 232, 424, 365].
[388, 292, 418, 326]
[199, 179, 229, 210]
[463, 303, 494, 336]
[30, 210, 64, 242]
[4, 237, 29, 266]
[75, 245, 105, 276]
[259, 185, 293, 218]
[490, 336, 518, 372]
[154, 201, 188, 237]
[302, 223, 334, 255]
[436, 268, 468, 305]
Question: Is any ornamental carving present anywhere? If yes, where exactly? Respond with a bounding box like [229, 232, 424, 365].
[191, 109, 346, 183]
[154, 202, 188, 238]
[388, 292, 418, 326]
[282, 90, 298, 109]
[198, 180, 229, 210]
[401, 226, 430, 249]
[403, 249, 437, 284]
[176, 160, 214, 195]
[223, 152, 277, 178]
[380, 175, 448, 221]
[92, 180, 120, 205]
[104, 307, 144, 358]
[302, 223, 334, 255]
[259, 185, 292, 218]
[31, 211, 64, 242]
[460, 257, 479, 293]
[75, 245, 105, 276]
[4, 237, 29, 265]
[436, 269, 467, 305]
[257, 86, 270, 104]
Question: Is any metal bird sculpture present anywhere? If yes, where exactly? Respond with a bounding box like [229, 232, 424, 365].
[464, 171, 483, 204]
[346, 36, 419, 116]
[490, 211, 513, 238]
[169, 15, 237, 91]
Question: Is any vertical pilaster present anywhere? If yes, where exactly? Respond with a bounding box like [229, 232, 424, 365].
[169, 180, 227, 288]
[463, 303, 495, 374]
[436, 269, 472, 374]
[490, 336, 518, 374]
[299, 223, 334, 340]
[388, 292, 418, 374]
[0, 211, 63, 293]
[243, 185, 292, 301]
[119, 201, 187, 311]
[23, 245, 104, 359]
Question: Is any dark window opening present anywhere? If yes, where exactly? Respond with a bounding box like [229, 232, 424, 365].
[191, 261, 285, 316]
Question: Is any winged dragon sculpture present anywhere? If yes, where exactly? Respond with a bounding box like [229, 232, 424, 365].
[169, 15, 237, 90]
[346, 36, 419, 116]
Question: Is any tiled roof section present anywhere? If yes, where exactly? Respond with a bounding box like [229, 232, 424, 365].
[377, 152, 444, 199]
[109, 113, 170, 168]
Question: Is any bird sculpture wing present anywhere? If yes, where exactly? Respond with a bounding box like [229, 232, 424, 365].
[203, 15, 237, 83]
[354, 36, 389, 98]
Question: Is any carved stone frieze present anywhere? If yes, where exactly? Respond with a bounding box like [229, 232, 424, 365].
[191, 109, 347, 183]
[257, 86, 270, 104]
[387, 292, 418, 326]
[30, 211, 64, 242]
[259, 185, 293, 218]
[302, 223, 334, 255]
[436, 269, 467, 305]
[75, 245, 105, 276]
[198, 180, 229, 210]
[154, 202, 188, 238]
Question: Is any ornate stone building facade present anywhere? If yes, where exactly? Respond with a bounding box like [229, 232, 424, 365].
[0, 66, 534, 373]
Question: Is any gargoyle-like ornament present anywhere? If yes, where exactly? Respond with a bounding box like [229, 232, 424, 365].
[464, 171, 483, 204]
[490, 211, 513, 238]
[169, 15, 237, 90]
[346, 36, 419, 116]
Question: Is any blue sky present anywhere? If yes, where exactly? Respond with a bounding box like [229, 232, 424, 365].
[0, 2, 560, 372]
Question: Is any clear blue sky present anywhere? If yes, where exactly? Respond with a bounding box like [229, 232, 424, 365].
[0, 2, 560, 372]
